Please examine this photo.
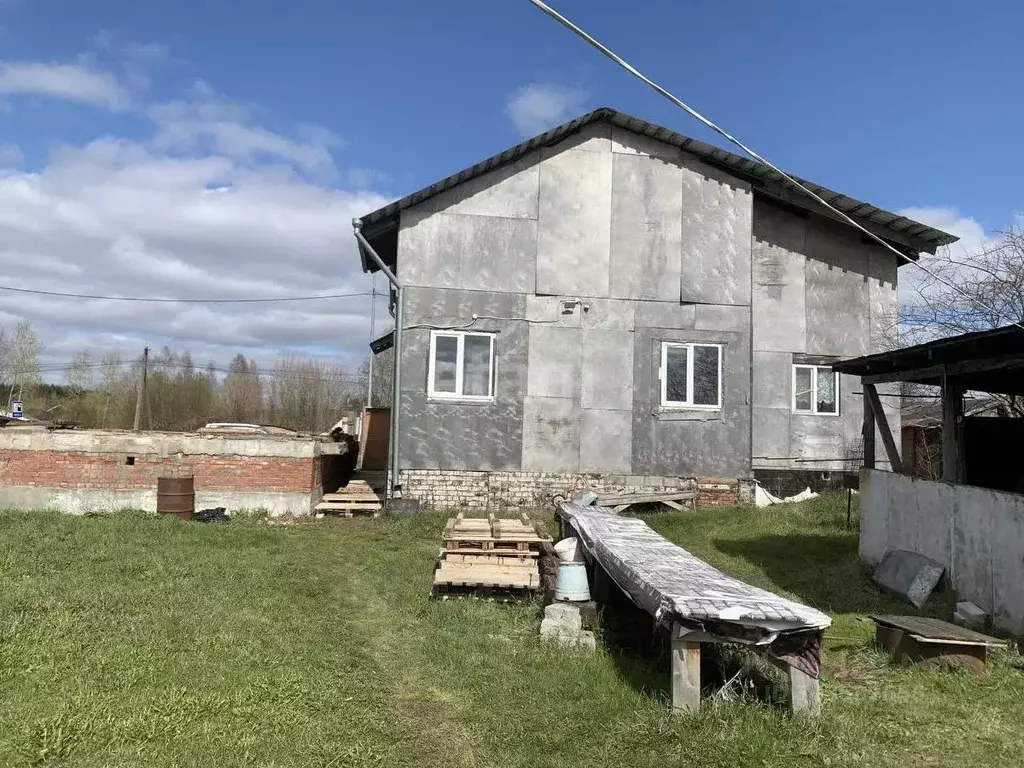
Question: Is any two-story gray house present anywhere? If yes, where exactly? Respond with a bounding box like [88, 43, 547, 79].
[355, 108, 957, 508]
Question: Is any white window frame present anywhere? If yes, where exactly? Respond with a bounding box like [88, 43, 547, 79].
[792, 364, 840, 416]
[659, 342, 723, 409]
[427, 330, 496, 401]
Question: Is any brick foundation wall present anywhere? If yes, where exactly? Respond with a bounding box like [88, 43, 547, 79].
[398, 469, 753, 509]
[0, 449, 316, 493]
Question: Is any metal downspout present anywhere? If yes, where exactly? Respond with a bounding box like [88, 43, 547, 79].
[353, 220, 403, 499]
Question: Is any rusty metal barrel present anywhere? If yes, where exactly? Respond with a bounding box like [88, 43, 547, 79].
[157, 476, 195, 521]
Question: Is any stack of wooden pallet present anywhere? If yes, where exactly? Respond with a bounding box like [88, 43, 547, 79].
[315, 474, 384, 517]
[433, 512, 551, 595]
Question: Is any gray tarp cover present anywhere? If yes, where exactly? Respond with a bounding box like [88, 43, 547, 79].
[558, 503, 831, 675]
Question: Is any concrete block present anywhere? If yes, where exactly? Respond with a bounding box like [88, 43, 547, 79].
[752, 407, 791, 465]
[527, 326, 581, 399]
[872, 549, 945, 608]
[544, 601, 583, 630]
[695, 303, 749, 332]
[399, 211, 537, 294]
[954, 601, 987, 623]
[541, 629, 597, 652]
[609, 153, 683, 301]
[581, 330, 633, 410]
[522, 396, 580, 472]
[679, 157, 752, 306]
[537, 148, 612, 298]
[579, 409, 632, 473]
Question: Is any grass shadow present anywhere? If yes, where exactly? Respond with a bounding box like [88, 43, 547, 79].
[714, 533, 955, 618]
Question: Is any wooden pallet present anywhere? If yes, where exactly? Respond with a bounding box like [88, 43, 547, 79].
[441, 512, 551, 553]
[433, 561, 540, 589]
[315, 491, 383, 516]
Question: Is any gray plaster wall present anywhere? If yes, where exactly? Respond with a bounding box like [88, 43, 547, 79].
[393, 122, 887, 482]
[751, 200, 900, 471]
[860, 469, 1024, 633]
[0, 486, 312, 517]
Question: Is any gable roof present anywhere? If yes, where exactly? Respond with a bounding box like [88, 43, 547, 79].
[356, 107, 958, 272]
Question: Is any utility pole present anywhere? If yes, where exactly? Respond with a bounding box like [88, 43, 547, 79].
[366, 274, 376, 409]
[133, 346, 149, 431]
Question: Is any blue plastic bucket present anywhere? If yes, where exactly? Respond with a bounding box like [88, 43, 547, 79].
[554, 562, 591, 602]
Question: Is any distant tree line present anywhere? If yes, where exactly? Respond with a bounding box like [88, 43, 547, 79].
[0, 322, 368, 433]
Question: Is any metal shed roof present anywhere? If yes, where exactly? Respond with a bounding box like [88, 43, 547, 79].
[356, 107, 958, 266]
[833, 325, 1024, 396]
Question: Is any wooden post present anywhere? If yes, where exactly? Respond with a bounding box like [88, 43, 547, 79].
[670, 623, 701, 713]
[786, 664, 821, 716]
[862, 381, 875, 470]
[864, 383, 902, 473]
[941, 371, 962, 483]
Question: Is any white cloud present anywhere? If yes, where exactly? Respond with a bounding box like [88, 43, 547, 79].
[0, 76, 392, 376]
[0, 60, 132, 110]
[897, 206, 999, 307]
[505, 82, 588, 137]
[148, 82, 339, 175]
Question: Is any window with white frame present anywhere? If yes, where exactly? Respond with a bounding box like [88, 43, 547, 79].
[660, 342, 722, 408]
[428, 331, 495, 400]
[793, 365, 839, 415]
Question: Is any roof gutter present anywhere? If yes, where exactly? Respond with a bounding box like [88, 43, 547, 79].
[353, 219, 404, 501]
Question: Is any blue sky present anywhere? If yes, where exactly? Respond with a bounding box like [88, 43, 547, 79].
[0, 0, 1019, 372]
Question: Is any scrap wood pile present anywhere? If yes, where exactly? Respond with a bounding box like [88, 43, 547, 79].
[432, 512, 552, 597]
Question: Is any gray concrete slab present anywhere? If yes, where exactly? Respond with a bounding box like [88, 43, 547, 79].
[752, 201, 807, 352]
[581, 329, 634, 410]
[526, 295, 581, 328]
[695, 303, 750, 332]
[610, 126, 682, 158]
[804, 219, 870, 357]
[868, 250, 899, 352]
[609, 153, 682, 301]
[752, 351, 791, 408]
[537, 148, 613, 298]
[581, 298, 635, 330]
[541, 123, 612, 157]
[752, 407, 791, 464]
[411, 155, 540, 219]
[522, 396, 580, 472]
[634, 301, 696, 330]
[579, 408, 632, 473]
[527, 325, 582, 399]
[679, 157, 752, 306]
[399, 211, 537, 294]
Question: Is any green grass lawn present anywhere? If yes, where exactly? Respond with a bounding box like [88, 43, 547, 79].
[1, 497, 1022, 767]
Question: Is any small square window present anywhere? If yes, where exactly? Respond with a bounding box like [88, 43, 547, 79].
[793, 365, 839, 415]
[660, 342, 722, 409]
[428, 331, 496, 400]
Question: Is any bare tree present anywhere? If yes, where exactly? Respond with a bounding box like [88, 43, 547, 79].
[8, 320, 42, 408]
[222, 354, 264, 423]
[905, 225, 1024, 414]
[0, 327, 10, 402]
[64, 350, 93, 423]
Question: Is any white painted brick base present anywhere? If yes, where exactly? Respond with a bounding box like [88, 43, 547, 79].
[394, 469, 755, 509]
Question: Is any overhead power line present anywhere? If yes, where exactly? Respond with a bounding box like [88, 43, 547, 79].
[0, 286, 373, 303]
[527, 0, 1024, 334]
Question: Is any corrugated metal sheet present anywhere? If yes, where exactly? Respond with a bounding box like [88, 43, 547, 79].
[357, 107, 958, 256]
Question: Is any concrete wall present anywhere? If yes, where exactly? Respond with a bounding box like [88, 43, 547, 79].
[394, 121, 894, 488]
[751, 200, 900, 472]
[0, 429, 326, 516]
[860, 469, 1024, 633]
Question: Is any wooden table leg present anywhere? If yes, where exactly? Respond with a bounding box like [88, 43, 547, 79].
[786, 664, 821, 716]
[671, 623, 701, 713]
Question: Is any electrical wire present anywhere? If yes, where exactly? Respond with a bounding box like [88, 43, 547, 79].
[527, 0, 1024, 334]
[0, 285, 373, 303]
